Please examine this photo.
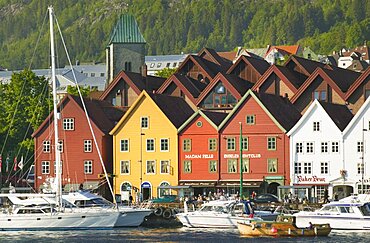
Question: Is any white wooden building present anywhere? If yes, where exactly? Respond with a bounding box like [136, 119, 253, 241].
[287, 100, 353, 201]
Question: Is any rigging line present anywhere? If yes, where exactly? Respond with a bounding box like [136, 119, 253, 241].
[28, 9, 49, 70]
[0, 10, 49, 158]
[55, 16, 116, 204]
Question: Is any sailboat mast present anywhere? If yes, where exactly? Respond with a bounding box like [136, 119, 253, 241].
[49, 6, 62, 208]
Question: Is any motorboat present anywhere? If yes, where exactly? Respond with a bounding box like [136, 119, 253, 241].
[63, 191, 153, 227]
[237, 215, 331, 237]
[176, 199, 266, 228]
[294, 194, 370, 230]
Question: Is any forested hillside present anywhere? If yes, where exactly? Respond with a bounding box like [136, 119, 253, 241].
[0, 0, 369, 70]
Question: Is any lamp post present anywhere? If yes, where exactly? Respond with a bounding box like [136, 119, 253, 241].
[140, 128, 145, 202]
[239, 122, 243, 199]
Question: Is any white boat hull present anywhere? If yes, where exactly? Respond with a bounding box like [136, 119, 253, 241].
[116, 208, 153, 227]
[0, 211, 121, 230]
[295, 214, 370, 230]
[176, 212, 256, 228]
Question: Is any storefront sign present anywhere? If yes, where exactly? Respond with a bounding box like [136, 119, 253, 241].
[297, 175, 326, 183]
[358, 178, 370, 184]
[184, 154, 214, 159]
[223, 154, 261, 159]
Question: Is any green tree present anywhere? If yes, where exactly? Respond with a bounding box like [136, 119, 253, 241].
[0, 69, 51, 164]
[66, 85, 93, 97]
[155, 68, 176, 79]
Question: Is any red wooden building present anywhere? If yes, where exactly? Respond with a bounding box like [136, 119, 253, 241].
[218, 90, 301, 197]
[178, 110, 227, 197]
[32, 94, 124, 196]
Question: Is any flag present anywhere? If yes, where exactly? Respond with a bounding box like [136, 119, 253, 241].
[0, 155, 2, 173]
[13, 156, 17, 171]
[5, 155, 9, 172]
[18, 156, 24, 170]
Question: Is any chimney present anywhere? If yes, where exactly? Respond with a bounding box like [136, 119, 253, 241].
[284, 93, 289, 98]
[141, 64, 147, 77]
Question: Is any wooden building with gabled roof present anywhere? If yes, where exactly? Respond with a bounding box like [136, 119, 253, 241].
[227, 55, 270, 84]
[217, 90, 301, 196]
[196, 72, 253, 110]
[100, 70, 166, 107]
[32, 94, 124, 198]
[345, 67, 370, 113]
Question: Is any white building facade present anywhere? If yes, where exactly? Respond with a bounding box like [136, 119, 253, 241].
[343, 97, 370, 195]
[287, 100, 352, 202]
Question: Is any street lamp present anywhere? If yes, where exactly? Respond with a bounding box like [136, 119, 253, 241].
[140, 128, 145, 202]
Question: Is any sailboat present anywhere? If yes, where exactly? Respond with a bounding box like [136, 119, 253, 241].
[0, 6, 150, 230]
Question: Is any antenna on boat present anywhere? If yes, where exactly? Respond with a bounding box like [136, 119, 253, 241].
[48, 5, 63, 209]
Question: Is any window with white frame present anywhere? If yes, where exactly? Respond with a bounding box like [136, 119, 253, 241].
[242, 159, 249, 173]
[141, 117, 149, 129]
[84, 160, 93, 174]
[226, 137, 236, 151]
[84, 140, 92, 152]
[313, 121, 320, 131]
[241, 137, 248, 151]
[54, 161, 63, 175]
[184, 160, 191, 173]
[331, 141, 339, 153]
[357, 163, 364, 174]
[160, 139, 169, 152]
[63, 118, 74, 130]
[209, 160, 217, 173]
[146, 139, 155, 152]
[306, 142, 314, 153]
[320, 162, 329, 174]
[294, 162, 301, 174]
[120, 160, 130, 174]
[146, 160, 155, 174]
[357, 141, 364, 153]
[268, 158, 277, 173]
[41, 161, 50, 174]
[316, 186, 327, 201]
[321, 142, 328, 153]
[303, 162, 312, 174]
[267, 137, 276, 150]
[183, 139, 191, 151]
[227, 159, 237, 173]
[160, 160, 169, 174]
[120, 139, 129, 152]
[57, 140, 63, 153]
[296, 142, 303, 153]
[208, 138, 217, 151]
[43, 140, 50, 153]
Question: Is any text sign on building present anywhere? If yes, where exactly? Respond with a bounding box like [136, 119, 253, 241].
[297, 175, 326, 183]
[184, 154, 214, 159]
[223, 154, 261, 159]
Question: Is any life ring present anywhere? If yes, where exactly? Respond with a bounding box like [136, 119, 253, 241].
[154, 207, 163, 216]
[163, 208, 172, 219]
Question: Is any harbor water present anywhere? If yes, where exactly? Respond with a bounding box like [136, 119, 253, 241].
[0, 228, 369, 242]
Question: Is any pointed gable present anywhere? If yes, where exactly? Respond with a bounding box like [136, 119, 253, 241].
[100, 70, 165, 106]
[343, 96, 370, 138]
[108, 14, 146, 45]
[220, 90, 301, 133]
[157, 73, 207, 105]
[178, 109, 228, 133]
[319, 101, 353, 131]
[284, 55, 329, 76]
[345, 66, 370, 100]
[198, 47, 233, 71]
[196, 72, 253, 108]
[227, 55, 270, 83]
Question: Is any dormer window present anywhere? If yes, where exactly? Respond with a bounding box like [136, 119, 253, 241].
[313, 90, 326, 101]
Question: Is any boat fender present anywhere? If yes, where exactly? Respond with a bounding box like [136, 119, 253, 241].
[171, 208, 179, 218]
[251, 224, 256, 230]
[163, 208, 172, 219]
[154, 207, 163, 216]
[314, 227, 317, 235]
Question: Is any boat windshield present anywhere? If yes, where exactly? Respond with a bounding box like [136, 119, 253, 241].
[199, 205, 227, 213]
[359, 203, 370, 216]
[338, 206, 354, 213]
[320, 206, 339, 213]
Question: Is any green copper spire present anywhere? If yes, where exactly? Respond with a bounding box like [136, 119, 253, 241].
[108, 14, 146, 45]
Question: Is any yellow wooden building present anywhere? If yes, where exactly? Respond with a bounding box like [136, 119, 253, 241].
[110, 90, 194, 201]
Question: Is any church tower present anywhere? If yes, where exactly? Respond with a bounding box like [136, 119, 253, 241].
[106, 14, 146, 84]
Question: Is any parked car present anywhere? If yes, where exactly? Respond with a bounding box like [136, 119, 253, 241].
[252, 193, 280, 203]
[149, 195, 178, 203]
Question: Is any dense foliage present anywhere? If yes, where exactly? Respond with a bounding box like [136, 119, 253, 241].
[0, 0, 369, 70]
